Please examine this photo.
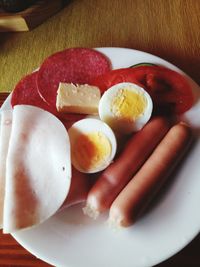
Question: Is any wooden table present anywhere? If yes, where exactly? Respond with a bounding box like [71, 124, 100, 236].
[0, 0, 200, 266]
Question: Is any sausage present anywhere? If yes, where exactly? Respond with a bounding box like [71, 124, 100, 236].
[83, 117, 172, 218]
[108, 122, 193, 227]
[60, 168, 98, 211]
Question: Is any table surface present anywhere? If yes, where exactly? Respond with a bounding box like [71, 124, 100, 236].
[0, 0, 200, 266]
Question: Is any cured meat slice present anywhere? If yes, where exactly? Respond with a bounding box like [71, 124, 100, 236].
[3, 105, 71, 233]
[37, 48, 111, 107]
[11, 71, 56, 115]
[11, 71, 86, 123]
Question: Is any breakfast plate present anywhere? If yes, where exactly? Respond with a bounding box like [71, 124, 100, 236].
[1, 47, 200, 267]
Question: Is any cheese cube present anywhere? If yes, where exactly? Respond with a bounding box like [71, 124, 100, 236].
[56, 83, 101, 114]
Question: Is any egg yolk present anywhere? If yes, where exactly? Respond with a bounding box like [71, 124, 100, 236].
[111, 88, 147, 121]
[73, 131, 111, 172]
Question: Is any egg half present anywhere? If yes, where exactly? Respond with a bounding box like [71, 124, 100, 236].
[98, 82, 153, 134]
[68, 118, 117, 173]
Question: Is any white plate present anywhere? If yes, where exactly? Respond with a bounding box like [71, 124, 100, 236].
[2, 47, 200, 267]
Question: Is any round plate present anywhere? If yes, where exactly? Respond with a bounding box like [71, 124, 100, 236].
[2, 48, 200, 267]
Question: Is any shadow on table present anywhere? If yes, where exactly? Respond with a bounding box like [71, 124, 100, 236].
[62, 0, 74, 8]
[0, 32, 10, 49]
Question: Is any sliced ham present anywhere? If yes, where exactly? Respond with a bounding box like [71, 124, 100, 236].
[0, 110, 13, 228]
[3, 105, 71, 233]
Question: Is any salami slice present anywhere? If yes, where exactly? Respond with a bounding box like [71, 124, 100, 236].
[37, 48, 111, 107]
[11, 71, 85, 124]
[11, 71, 55, 113]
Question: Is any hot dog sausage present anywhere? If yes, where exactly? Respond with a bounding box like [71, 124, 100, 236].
[60, 167, 95, 210]
[83, 117, 172, 218]
[108, 123, 193, 227]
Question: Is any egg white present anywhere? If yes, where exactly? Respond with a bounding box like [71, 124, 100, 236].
[68, 118, 117, 173]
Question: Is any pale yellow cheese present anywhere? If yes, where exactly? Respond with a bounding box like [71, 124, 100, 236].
[56, 83, 101, 114]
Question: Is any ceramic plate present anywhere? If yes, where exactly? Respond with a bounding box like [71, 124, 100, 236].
[1, 48, 200, 267]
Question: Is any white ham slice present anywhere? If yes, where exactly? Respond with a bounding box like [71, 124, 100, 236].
[0, 110, 13, 228]
[3, 105, 71, 233]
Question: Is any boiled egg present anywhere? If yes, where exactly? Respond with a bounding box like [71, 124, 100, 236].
[68, 118, 117, 173]
[98, 82, 153, 134]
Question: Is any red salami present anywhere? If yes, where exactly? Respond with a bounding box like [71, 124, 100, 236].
[37, 48, 111, 107]
[11, 71, 54, 113]
[11, 71, 85, 124]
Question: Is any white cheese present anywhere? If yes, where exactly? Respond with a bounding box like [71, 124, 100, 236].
[56, 83, 101, 114]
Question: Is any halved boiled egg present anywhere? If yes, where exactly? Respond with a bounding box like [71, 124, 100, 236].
[68, 118, 117, 173]
[98, 82, 153, 134]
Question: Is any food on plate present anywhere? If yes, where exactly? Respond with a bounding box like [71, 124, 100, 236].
[0, 47, 196, 232]
[68, 118, 117, 174]
[3, 105, 71, 233]
[56, 83, 101, 114]
[61, 167, 97, 210]
[98, 82, 153, 133]
[91, 65, 194, 114]
[11, 71, 55, 113]
[83, 117, 172, 218]
[37, 48, 111, 108]
[108, 122, 193, 227]
[10, 71, 86, 123]
[0, 110, 12, 228]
